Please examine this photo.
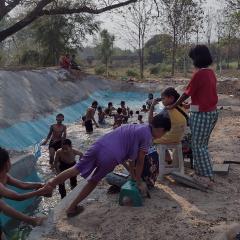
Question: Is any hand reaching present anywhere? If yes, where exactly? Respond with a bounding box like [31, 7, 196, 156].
[30, 216, 47, 227]
[34, 183, 45, 189]
[36, 183, 54, 197]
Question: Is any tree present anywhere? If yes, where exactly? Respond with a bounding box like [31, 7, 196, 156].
[160, 0, 204, 76]
[96, 29, 115, 76]
[119, 0, 157, 79]
[145, 34, 172, 64]
[0, 0, 137, 43]
[31, 14, 99, 65]
[226, 0, 240, 10]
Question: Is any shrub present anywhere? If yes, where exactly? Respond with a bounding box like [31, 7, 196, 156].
[20, 50, 41, 65]
[149, 64, 161, 75]
[95, 65, 105, 75]
[126, 69, 138, 77]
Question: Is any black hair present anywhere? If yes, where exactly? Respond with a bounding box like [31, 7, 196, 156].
[117, 108, 122, 114]
[56, 113, 64, 118]
[189, 45, 213, 68]
[142, 105, 147, 109]
[129, 110, 133, 115]
[136, 110, 139, 115]
[138, 115, 143, 120]
[0, 147, 10, 170]
[97, 106, 102, 111]
[151, 114, 171, 131]
[120, 101, 125, 105]
[82, 116, 86, 121]
[108, 102, 113, 107]
[148, 93, 153, 99]
[62, 139, 72, 146]
[92, 101, 98, 106]
[161, 87, 180, 103]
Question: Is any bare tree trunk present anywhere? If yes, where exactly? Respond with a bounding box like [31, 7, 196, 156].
[171, 39, 176, 76]
[227, 35, 231, 69]
[238, 42, 240, 69]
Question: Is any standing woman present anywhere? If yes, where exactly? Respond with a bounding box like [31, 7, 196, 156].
[168, 45, 218, 187]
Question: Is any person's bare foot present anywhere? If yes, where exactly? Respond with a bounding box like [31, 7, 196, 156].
[192, 174, 214, 189]
[66, 205, 84, 218]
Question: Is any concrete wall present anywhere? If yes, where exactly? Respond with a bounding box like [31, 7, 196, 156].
[10, 154, 36, 180]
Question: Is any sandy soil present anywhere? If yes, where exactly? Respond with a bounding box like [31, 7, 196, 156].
[27, 83, 240, 240]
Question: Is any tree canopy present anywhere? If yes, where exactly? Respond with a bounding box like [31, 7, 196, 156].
[0, 0, 137, 42]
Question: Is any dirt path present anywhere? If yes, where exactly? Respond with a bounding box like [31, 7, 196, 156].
[28, 93, 240, 240]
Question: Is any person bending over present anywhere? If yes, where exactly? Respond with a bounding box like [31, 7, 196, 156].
[54, 139, 83, 199]
[39, 114, 171, 218]
[0, 148, 46, 238]
[42, 113, 67, 167]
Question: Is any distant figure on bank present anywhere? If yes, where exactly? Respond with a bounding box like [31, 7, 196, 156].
[97, 106, 106, 125]
[104, 102, 115, 116]
[42, 113, 67, 167]
[141, 105, 148, 113]
[0, 147, 46, 238]
[60, 54, 71, 69]
[138, 115, 144, 124]
[54, 139, 83, 199]
[113, 108, 124, 129]
[38, 114, 171, 218]
[146, 93, 154, 109]
[70, 54, 81, 70]
[85, 101, 99, 133]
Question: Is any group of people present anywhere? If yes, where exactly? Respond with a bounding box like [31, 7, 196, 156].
[59, 54, 81, 70]
[0, 44, 219, 237]
[82, 98, 155, 134]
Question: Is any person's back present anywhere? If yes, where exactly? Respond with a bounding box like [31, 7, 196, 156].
[186, 68, 218, 112]
[96, 124, 152, 164]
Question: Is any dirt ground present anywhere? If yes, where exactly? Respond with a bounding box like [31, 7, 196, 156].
[28, 79, 240, 240]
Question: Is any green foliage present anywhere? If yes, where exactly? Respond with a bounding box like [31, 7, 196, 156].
[96, 29, 115, 67]
[149, 64, 161, 75]
[20, 50, 41, 65]
[145, 34, 172, 64]
[5, 14, 100, 66]
[126, 69, 138, 77]
[95, 65, 105, 75]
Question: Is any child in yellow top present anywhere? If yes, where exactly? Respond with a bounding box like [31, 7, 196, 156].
[149, 87, 187, 163]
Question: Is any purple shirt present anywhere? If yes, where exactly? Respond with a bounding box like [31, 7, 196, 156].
[96, 124, 153, 164]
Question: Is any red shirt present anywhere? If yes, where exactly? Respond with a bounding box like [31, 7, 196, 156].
[60, 56, 70, 69]
[185, 69, 218, 112]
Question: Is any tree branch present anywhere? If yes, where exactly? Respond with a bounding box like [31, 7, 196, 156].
[0, 0, 137, 42]
[40, 0, 138, 15]
[0, 0, 21, 21]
